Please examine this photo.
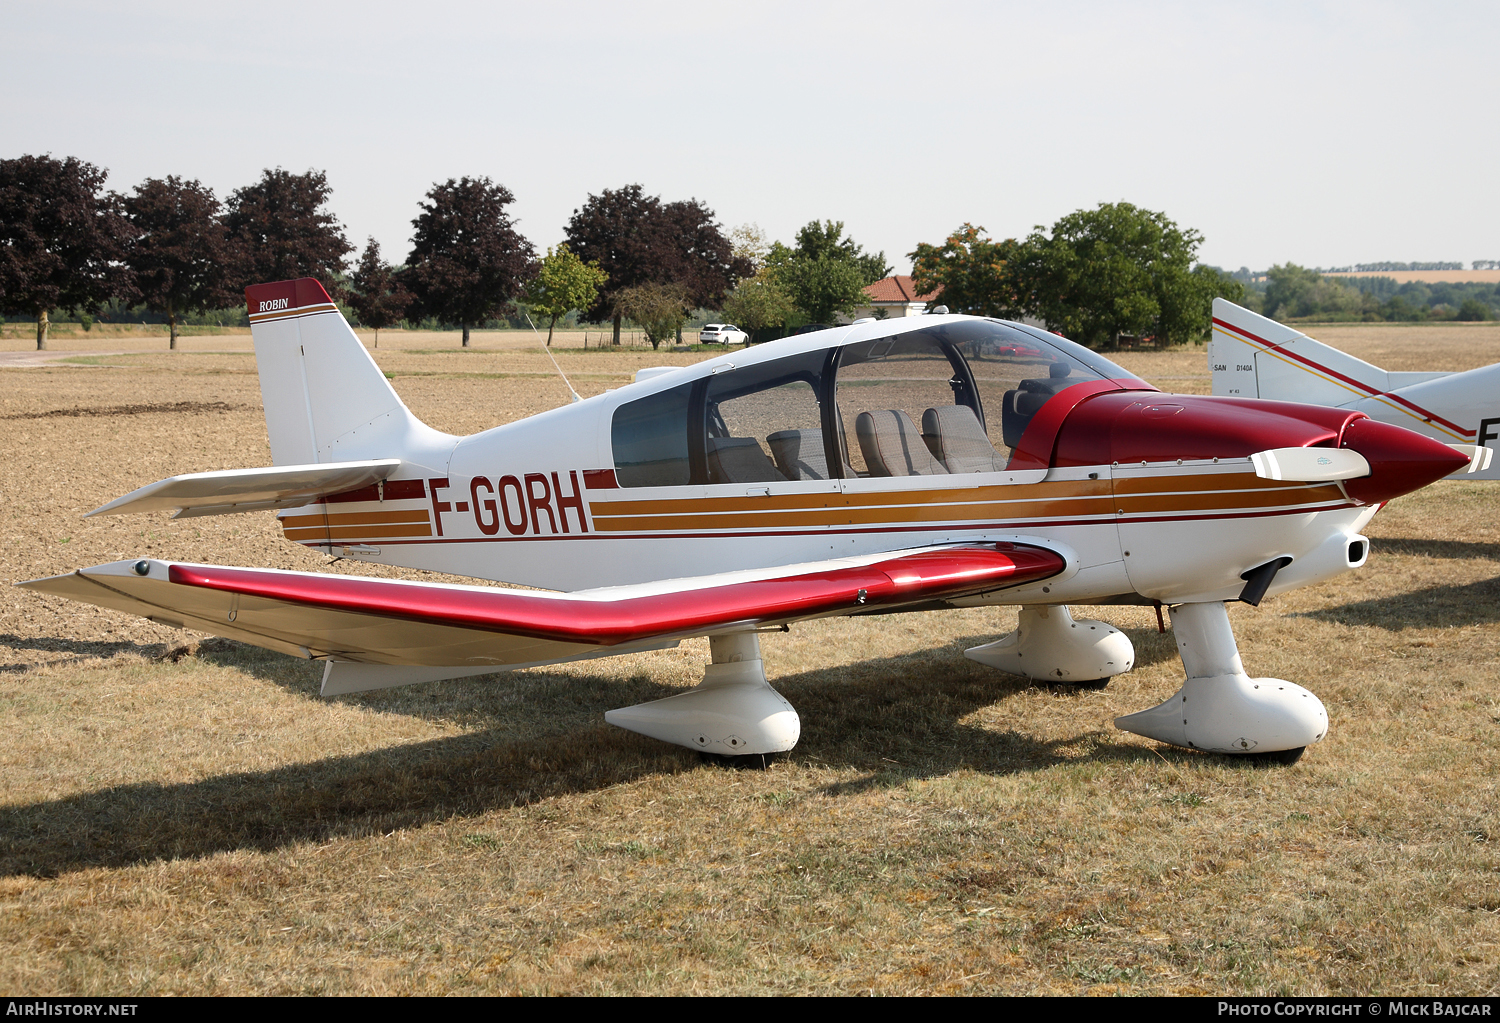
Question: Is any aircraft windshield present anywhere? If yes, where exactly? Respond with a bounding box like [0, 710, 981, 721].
[610, 319, 1144, 486]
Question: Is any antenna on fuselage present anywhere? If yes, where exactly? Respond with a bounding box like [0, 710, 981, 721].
[524, 312, 583, 404]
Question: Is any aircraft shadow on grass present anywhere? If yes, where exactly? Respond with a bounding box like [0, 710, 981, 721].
[0, 633, 182, 673]
[1370, 538, 1500, 562]
[1, 631, 1203, 879]
[1300, 572, 1500, 631]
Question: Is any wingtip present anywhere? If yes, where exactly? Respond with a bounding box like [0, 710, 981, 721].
[13, 568, 84, 592]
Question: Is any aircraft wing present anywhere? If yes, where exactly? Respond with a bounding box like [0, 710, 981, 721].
[86, 459, 403, 518]
[17, 543, 1065, 692]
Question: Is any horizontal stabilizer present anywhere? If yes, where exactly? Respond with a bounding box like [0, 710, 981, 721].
[1249, 447, 1370, 482]
[86, 459, 402, 518]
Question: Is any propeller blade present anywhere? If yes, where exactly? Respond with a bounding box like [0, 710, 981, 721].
[1447, 444, 1495, 474]
[1250, 447, 1371, 482]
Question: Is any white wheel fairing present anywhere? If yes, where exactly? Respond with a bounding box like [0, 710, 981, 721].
[1114, 601, 1328, 755]
[963, 604, 1134, 682]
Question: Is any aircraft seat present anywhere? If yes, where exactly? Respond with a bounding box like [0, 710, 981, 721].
[707, 436, 787, 483]
[921, 405, 1005, 473]
[855, 410, 950, 477]
[767, 429, 842, 481]
[1001, 363, 1074, 448]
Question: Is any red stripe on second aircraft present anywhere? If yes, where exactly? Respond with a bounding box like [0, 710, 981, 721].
[1212, 316, 1472, 438]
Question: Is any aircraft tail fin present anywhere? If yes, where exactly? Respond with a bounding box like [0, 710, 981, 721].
[1210, 298, 1392, 406]
[246, 279, 453, 465]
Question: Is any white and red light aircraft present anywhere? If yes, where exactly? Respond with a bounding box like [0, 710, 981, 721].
[18, 280, 1481, 763]
[1211, 298, 1499, 479]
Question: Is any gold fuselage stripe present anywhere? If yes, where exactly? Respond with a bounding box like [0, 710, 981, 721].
[279, 469, 1350, 542]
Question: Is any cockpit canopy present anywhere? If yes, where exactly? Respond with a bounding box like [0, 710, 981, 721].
[611, 319, 1145, 487]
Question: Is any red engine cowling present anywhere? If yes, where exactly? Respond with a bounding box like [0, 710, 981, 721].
[1019, 391, 1467, 504]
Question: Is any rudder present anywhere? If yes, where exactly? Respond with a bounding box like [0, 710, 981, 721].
[246, 278, 451, 466]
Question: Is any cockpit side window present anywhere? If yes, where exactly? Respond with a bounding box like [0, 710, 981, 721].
[705, 350, 835, 483]
[834, 334, 971, 477]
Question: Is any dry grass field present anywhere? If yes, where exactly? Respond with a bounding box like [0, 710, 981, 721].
[1, 321, 1498, 995]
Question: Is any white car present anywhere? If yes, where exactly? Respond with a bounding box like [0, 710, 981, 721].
[699, 323, 748, 345]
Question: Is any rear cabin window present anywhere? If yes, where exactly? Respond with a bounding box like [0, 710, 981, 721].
[611, 381, 694, 487]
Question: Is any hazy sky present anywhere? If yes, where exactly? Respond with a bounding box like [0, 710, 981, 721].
[6, 0, 1497, 274]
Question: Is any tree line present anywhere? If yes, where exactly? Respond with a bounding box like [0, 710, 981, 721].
[0, 157, 355, 349]
[1, 155, 901, 352]
[1231, 265, 1496, 323]
[6, 152, 1316, 354]
[1326, 261, 1500, 273]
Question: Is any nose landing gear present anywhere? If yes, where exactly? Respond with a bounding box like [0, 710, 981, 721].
[1114, 601, 1326, 757]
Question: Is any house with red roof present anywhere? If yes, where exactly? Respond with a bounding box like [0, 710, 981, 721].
[847, 275, 942, 321]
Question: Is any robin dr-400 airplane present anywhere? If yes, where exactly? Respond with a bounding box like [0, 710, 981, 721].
[18, 279, 1482, 763]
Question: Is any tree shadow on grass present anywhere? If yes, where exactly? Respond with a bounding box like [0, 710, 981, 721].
[1116, 625, 1180, 670]
[1299, 574, 1500, 631]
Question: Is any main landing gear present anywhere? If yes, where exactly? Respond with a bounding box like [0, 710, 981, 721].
[962, 602, 1325, 760]
[1113, 601, 1326, 757]
[603, 602, 1324, 764]
[605, 632, 801, 759]
[963, 605, 1135, 687]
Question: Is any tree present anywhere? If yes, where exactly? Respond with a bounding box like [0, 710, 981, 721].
[616, 282, 692, 350]
[564, 184, 747, 344]
[1457, 297, 1491, 321]
[122, 177, 236, 350]
[766, 248, 868, 323]
[729, 223, 770, 273]
[657, 198, 752, 314]
[521, 244, 607, 346]
[721, 269, 796, 335]
[1262, 263, 1369, 321]
[565, 184, 659, 344]
[348, 238, 413, 348]
[786, 220, 891, 285]
[909, 223, 1022, 317]
[403, 177, 536, 347]
[1009, 203, 1243, 347]
[0, 155, 133, 350]
[224, 168, 351, 296]
[764, 220, 891, 323]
